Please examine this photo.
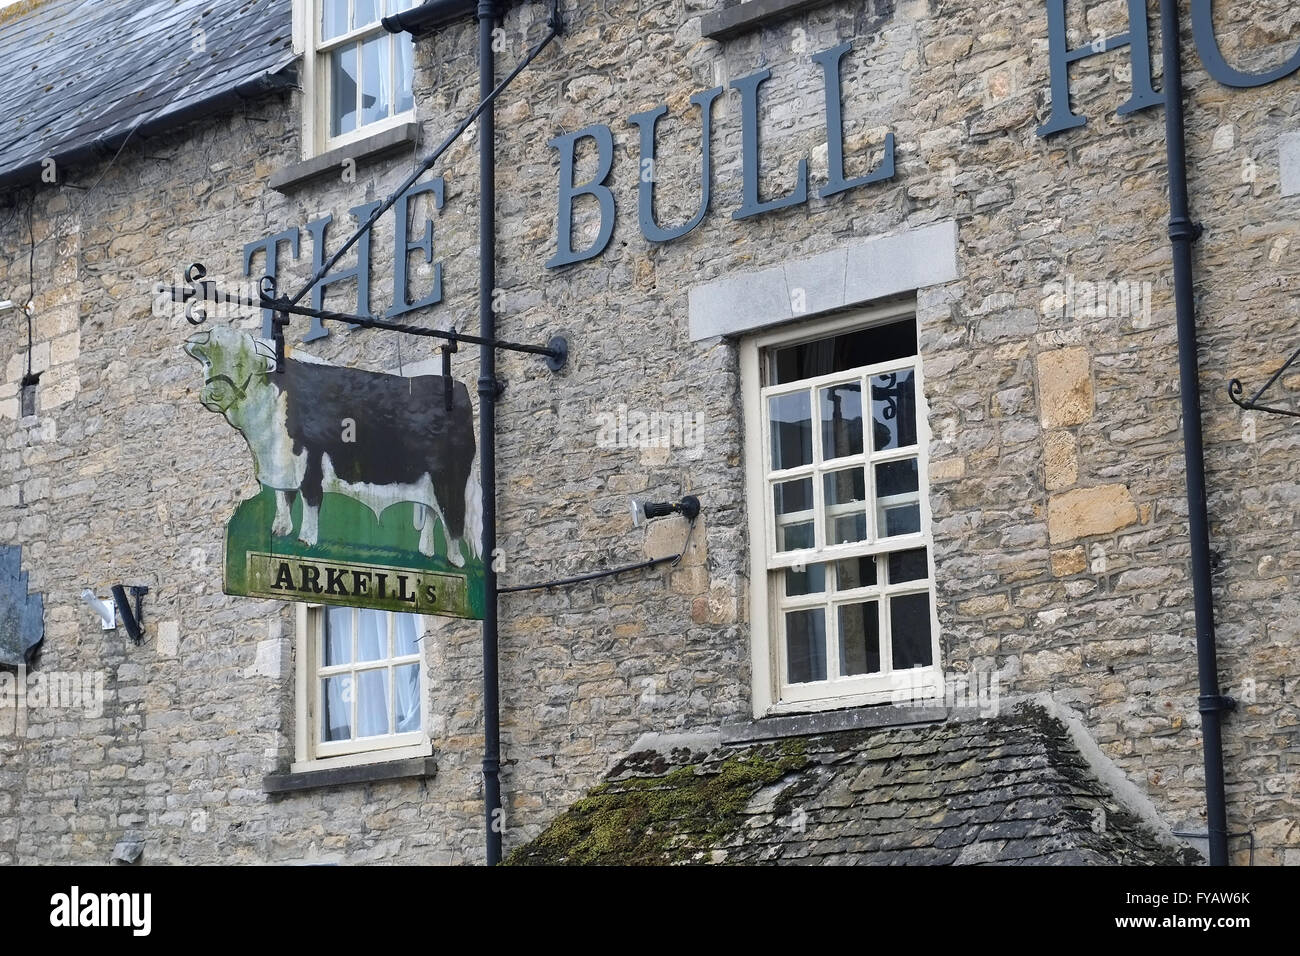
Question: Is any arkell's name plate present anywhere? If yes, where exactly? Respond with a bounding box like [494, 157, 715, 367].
[243, 552, 471, 618]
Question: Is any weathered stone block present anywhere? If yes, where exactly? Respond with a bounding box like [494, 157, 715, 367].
[1047, 485, 1138, 544]
[1044, 430, 1078, 490]
[1037, 348, 1092, 428]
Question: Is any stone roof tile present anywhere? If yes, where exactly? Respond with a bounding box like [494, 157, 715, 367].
[508, 702, 1201, 866]
[0, 0, 294, 186]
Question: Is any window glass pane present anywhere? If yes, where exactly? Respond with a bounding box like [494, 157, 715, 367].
[360, 33, 391, 126]
[823, 468, 867, 546]
[820, 381, 863, 460]
[356, 668, 390, 737]
[888, 548, 929, 584]
[839, 601, 880, 676]
[395, 31, 414, 114]
[330, 44, 358, 136]
[785, 609, 826, 684]
[395, 663, 421, 733]
[785, 563, 825, 597]
[769, 392, 812, 470]
[321, 675, 352, 742]
[876, 459, 920, 537]
[321, 0, 348, 40]
[773, 478, 814, 552]
[358, 609, 387, 662]
[394, 613, 420, 656]
[354, 0, 379, 28]
[324, 607, 352, 666]
[891, 593, 933, 668]
[770, 318, 917, 386]
[871, 370, 917, 451]
[835, 556, 877, 591]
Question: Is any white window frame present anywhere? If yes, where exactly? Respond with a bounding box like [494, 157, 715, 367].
[293, 0, 418, 159]
[292, 603, 432, 773]
[741, 301, 943, 717]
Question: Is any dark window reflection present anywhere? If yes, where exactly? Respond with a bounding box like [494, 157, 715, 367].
[839, 601, 880, 676]
[771, 318, 917, 386]
[769, 392, 812, 470]
[786, 609, 827, 683]
[836, 556, 877, 591]
[872, 371, 917, 451]
[821, 382, 863, 459]
[891, 593, 933, 668]
[887, 548, 928, 584]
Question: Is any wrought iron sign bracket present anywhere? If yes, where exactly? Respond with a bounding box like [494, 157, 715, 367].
[167, 269, 569, 373]
[1228, 341, 1300, 419]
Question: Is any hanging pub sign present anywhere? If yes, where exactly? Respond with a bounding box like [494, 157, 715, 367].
[183, 325, 485, 620]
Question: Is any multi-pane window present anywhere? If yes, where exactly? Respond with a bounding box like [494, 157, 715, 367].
[310, 607, 425, 759]
[310, 1, 418, 150]
[755, 313, 939, 706]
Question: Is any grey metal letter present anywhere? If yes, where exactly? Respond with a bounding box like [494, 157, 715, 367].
[813, 43, 896, 198]
[732, 67, 809, 219]
[390, 178, 445, 318]
[1037, 0, 1162, 137]
[629, 87, 722, 243]
[1191, 0, 1300, 87]
[547, 125, 616, 268]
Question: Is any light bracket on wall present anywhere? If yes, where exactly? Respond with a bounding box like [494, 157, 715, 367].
[631, 495, 701, 528]
[81, 585, 148, 642]
[112, 585, 149, 644]
[1229, 341, 1300, 418]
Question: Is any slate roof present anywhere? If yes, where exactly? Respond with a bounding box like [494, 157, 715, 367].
[0, 0, 295, 189]
[509, 703, 1200, 866]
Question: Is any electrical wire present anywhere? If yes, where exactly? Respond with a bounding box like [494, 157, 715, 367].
[499, 517, 697, 593]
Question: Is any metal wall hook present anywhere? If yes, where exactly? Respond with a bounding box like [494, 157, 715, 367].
[1228, 341, 1300, 418]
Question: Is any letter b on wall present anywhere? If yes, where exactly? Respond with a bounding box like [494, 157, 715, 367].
[547, 125, 616, 268]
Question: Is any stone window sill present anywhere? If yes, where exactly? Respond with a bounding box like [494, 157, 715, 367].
[701, 0, 836, 41]
[269, 122, 422, 193]
[722, 703, 948, 744]
[262, 754, 437, 795]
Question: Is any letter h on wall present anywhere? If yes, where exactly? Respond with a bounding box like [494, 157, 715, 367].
[1037, 0, 1162, 137]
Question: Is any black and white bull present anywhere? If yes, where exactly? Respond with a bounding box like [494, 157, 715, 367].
[184, 326, 482, 566]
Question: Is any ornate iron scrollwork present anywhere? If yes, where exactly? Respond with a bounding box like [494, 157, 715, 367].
[1228, 342, 1300, 419]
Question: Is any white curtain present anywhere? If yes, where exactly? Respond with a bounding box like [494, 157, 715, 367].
[394, 615, 421, 733]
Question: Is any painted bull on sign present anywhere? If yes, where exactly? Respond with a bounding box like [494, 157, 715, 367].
[184, 326, 482, 566]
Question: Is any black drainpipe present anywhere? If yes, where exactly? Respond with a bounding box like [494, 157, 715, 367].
[477, 0, 503, 867]
[1159, 0, 1234, 867]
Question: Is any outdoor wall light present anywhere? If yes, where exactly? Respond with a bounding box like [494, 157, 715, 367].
[631, 495, 701, 528]
[80, 589, 116, 630]
[80, 586, 149, 642]
[111, 586, 148, 643]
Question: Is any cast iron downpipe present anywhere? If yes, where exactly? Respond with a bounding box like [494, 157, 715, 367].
[1159, 0, 1234, 867]
[477, 0, 504, 867]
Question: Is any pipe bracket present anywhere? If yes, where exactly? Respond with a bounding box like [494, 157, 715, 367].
[1198, 694, 1238, 714]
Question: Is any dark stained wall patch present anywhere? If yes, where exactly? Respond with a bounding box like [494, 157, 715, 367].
[0, 545, 43, 667]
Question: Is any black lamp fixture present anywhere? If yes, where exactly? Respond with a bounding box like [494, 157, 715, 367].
[111, 585, 149, 644]
[631, 495, 701, 527]
[81, 585, 148, 643]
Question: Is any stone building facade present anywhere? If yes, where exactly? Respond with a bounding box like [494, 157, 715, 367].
[0, 0, 1298, 864]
